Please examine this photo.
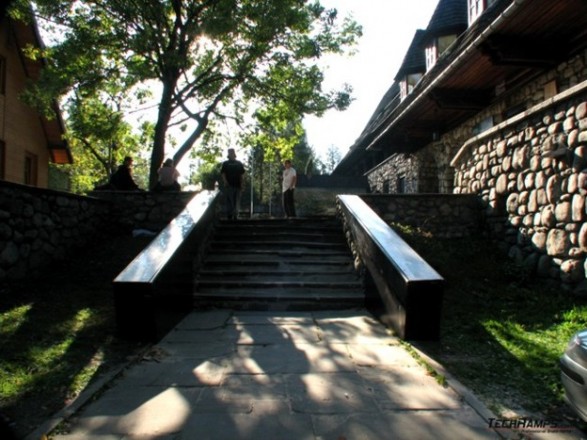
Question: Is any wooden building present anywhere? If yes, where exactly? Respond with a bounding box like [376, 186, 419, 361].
[0, 11, 72, 188]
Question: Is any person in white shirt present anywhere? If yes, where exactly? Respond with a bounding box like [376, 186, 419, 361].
[282, 159, 297, 218]
[154, 158, 180, 191]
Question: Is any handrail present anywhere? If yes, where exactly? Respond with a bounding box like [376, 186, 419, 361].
[337, 194, 444, 340]
[113, 190, 220, 341]
[115, 190, 219, 284]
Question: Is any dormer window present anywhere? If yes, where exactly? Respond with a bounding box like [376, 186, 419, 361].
[425, 45, 437, 71]
[468, 0, 498, 24]
[400, 73, 423, 101]
[425, 34, 458, 71]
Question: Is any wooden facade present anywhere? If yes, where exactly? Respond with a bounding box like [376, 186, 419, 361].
[0, 12, 71, 189]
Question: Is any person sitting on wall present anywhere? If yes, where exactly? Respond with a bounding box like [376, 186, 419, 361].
[106, 156, 142, 191]
[152, 158, 181, 191]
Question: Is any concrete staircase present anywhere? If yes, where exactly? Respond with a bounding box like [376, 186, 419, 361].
[194, 216, 364, 310]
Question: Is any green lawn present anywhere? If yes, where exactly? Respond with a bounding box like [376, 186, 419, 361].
[394, 223, 587, 424]
[0, 233, 151, 437]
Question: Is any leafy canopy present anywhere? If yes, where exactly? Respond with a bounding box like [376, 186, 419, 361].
[11, 0, 361, 187]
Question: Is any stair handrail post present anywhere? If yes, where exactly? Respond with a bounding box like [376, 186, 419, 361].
[250, 157, 254, 218]
[269, 162, 272, 217]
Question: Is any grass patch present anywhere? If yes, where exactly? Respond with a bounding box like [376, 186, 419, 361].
[393, 223, 587, 424]
[0, 232, 151, 437]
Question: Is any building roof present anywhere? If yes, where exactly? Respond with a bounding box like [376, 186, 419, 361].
[423, 0, 468, 42]
[334, 0, 587, 176]
[393, 30, 427, 80]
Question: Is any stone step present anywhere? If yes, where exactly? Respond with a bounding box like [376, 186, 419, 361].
[198, 268, 356, 277]
[196, 279, 363, 289]
[204, 248, 353, 258]
[193, 289, 364, 311]
[194, 216, 364, 311]
[200, 259, 354, 268]
[213, 232, 347, 243]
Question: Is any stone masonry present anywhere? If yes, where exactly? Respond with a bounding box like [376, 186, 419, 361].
[451, 84, 587, 293]
[0, 182, 197, 283]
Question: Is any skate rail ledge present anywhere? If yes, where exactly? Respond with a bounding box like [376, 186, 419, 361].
[337, 194, 444, 340]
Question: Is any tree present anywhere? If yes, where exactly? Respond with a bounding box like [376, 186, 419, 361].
[10, 0, 362, 187]
[324, 144, 342, 173]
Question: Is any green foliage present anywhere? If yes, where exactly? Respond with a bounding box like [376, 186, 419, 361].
[193, 161, 222, 190]
[323, 145, 342, 173]
[394, 225, 587, 421]
[11, 0, 362, 188]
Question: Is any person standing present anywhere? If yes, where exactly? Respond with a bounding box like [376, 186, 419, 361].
[220, 148, 245, 220]
[282, 159, 297, 218]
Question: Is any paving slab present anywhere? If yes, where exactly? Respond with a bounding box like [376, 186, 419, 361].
[46, 308, 569, 439]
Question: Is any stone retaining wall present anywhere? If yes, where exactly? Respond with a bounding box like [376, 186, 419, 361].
[0, 183, 197, 282]
[360, 194, 483, 238]
[451, 83, 587, 293]
[89, 190, 197, 231]
[0, 182, 110, 281]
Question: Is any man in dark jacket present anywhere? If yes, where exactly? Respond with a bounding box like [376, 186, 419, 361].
[110, 156, 141, 190]
[220, 148, 245, 219]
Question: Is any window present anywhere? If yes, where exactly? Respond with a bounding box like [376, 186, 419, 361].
[468, 0, 498, 24]
[472, 116, 494, 135]
[396, 176, 406, 194]
[468, 0, 483, 23]
[24, 152, 38, 186]
[437, 35, 457, 56]
[426, 35, 457, 71]
[400, 73, 423, 100]
[426, 45, 438, 71]
[503, 103, 525, 120]
[0, 141, 4, 180]
[544, 80, 558, 99]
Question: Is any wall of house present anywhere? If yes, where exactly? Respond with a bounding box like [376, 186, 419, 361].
[0, 182, 197, 283]
[451, 81, 587, 293]
[366, 154, 420, 193]
[366, 147, 453, 195]
[369, 52, 587, 197]
[0, 25, 51, 188]
[364, 50, 587, 292]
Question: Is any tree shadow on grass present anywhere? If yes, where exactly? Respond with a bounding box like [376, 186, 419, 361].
[0, 232, 152, 437]
[403, 232, 587, 431]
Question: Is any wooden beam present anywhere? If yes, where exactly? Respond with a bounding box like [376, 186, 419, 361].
[480, 34, 561, 67]
[430, 87, 491, 110]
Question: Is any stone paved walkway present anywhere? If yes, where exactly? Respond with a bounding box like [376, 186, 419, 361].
[39, 309, 581, 439]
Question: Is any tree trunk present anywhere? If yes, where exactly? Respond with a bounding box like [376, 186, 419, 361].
[149, 81, 175, 188]
[172, 116, 208, 167]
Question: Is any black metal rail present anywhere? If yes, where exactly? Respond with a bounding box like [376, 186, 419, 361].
[113, 190, 219, 341]
[337, 195, 445, 340]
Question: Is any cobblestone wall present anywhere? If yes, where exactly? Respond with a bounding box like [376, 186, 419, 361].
[89, 190, 197, 231]
[0, 183, 196, 282]
[451, 83, 587, 293]
[360, 194, 482, 238]
[0, 182, 110, 281]
[367, 154, 419, 194]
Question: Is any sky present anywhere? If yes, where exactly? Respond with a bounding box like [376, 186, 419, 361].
[304, 0, 439, 162]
